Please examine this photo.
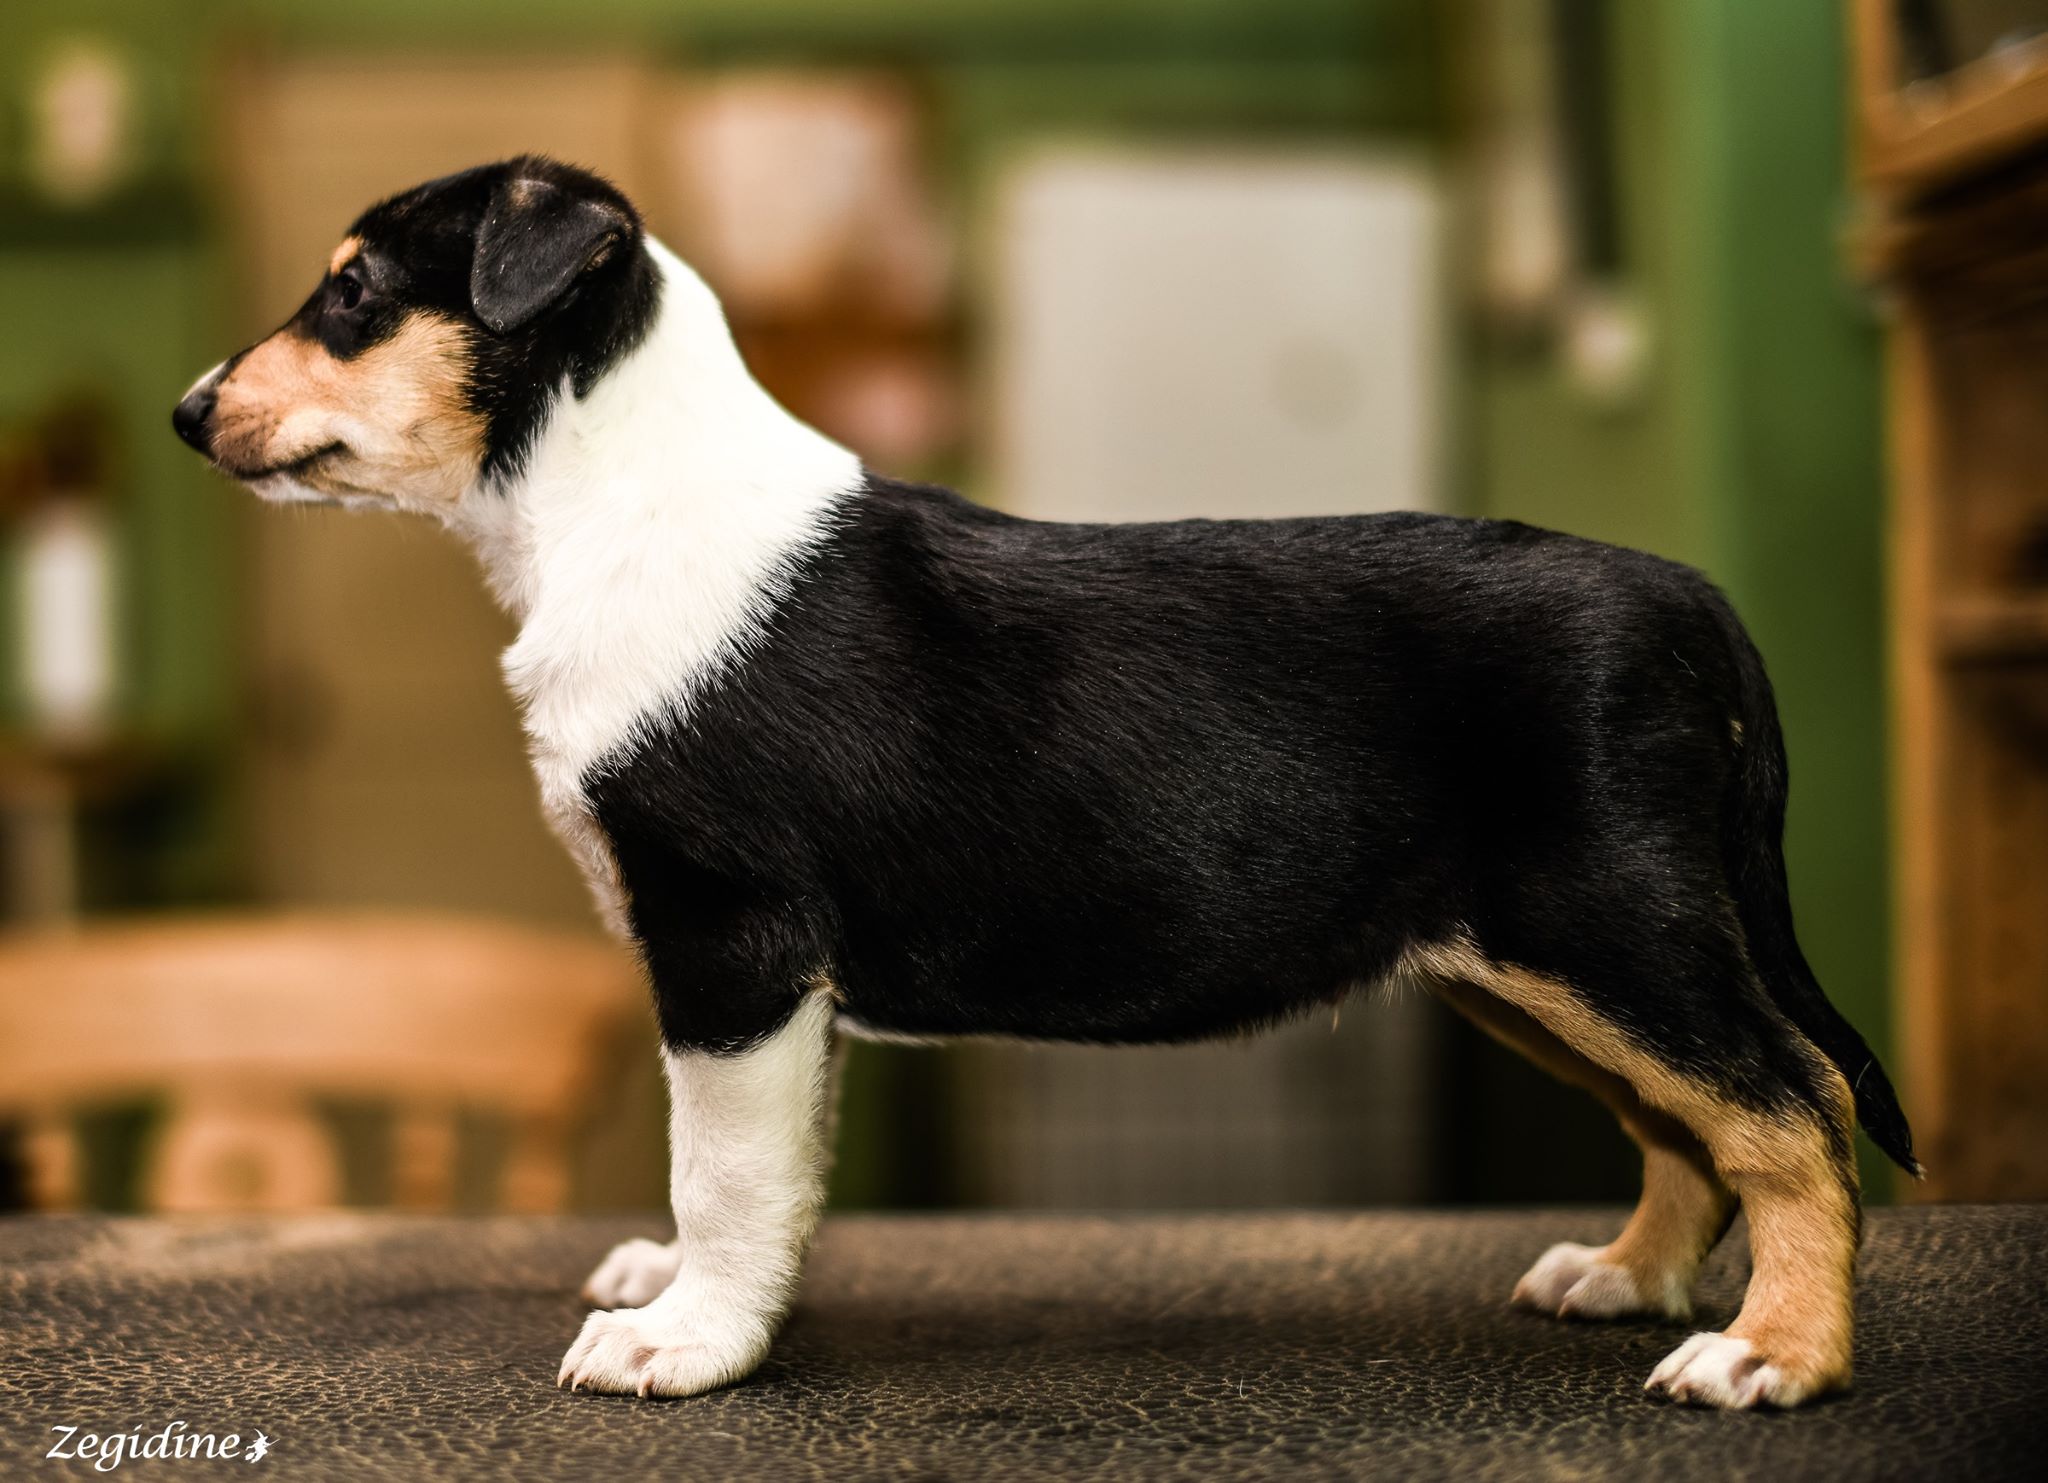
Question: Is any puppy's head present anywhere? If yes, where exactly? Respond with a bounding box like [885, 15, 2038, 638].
[173, 156, 658, 510]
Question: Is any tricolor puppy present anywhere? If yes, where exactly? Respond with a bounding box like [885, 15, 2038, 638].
[174, 158, 1917, 1409]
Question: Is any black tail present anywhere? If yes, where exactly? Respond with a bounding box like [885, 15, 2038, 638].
[1709, 591, 1922, 1177]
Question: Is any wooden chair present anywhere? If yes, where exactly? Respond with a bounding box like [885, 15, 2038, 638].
[0, 913, 647, 1212]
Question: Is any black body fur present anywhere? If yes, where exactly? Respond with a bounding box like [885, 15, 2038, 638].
[588, 476, 1916, 1174]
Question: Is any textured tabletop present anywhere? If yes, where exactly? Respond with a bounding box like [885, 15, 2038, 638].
[3, 1207, 2044, 1480]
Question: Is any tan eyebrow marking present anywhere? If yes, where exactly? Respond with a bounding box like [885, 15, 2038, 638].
[328, 236, 362, 277]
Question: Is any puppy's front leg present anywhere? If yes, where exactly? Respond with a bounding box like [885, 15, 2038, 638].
[559, 990, 836, 1397]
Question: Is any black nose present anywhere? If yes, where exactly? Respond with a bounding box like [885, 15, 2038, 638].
[172, 384, 216, 454]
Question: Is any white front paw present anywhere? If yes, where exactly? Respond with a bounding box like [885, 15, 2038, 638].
[581, 1238, 682, 1309]
[556, 1302, 771, 1398]
[1646, 1332, 1803, 1409]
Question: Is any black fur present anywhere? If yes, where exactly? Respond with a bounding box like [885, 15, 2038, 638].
[470, 173, 636, 335]
[587, 476, 1916, 1172]
[1709, 598, 1920, 1174]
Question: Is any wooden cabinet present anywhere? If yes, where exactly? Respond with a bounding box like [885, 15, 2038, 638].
[1855, 0, 2048, 1198]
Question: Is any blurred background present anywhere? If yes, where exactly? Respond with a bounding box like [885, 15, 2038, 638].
[1, 0, 2043, 1218]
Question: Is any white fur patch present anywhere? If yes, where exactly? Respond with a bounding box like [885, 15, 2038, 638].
[446, 239, 861, 936]
[581, 1237, 682, 1310]
[1646, 1332, 1801, 1409]
[558, 991, 838, 1397]
[1511, 1240, 1686, 1321]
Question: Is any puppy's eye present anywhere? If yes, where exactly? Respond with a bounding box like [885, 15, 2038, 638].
[335, 271, 365, 311]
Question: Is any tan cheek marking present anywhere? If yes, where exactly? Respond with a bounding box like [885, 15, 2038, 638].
[328, 236, 362, 277]
[209, 314, 485, 503]
[1411, 938, 1858, 1394]
[295, 314, 486, 505]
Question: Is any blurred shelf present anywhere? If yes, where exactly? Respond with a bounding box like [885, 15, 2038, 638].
[1858, 0, 2048, 1203]
[1937, 594, 2048, 663]
[1864, 47, 2048, 198]
[1856, 165, 2048, 298]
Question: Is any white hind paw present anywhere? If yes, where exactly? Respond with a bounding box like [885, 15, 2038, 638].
[1512, 1241, 1686, 1320]
[1646, 1332, 1823, 1409]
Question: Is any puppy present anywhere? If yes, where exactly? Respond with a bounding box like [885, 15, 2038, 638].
[174, 157, 1916, 1409]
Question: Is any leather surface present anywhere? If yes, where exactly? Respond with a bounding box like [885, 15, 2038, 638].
[3, 1207, 2043, 1480]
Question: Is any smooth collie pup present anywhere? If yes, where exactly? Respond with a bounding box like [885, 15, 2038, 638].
[174, 157, 1916, 1410]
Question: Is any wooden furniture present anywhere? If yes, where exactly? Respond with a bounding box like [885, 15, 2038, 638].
[1855, 2, 2048, 1198]
[0, 914, 646, 1212]
[2, 1207, 2042, 1478]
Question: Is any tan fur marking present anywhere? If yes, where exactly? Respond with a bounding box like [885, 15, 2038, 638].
[210, 313, 485, 506]
[1607, 1142, 1732, 1307]
[1435, 979, 1732, 1313]
[1415, 938, 1858, 1396]
[328, 236, 362, 277]
[1719, 1156, 1857, 1392]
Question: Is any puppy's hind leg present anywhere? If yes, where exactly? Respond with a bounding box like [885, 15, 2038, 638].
[1643, 1069, 1859, 1409]
[1418, 939, 1861, 1408]
[1435, 980, 1734, 1322]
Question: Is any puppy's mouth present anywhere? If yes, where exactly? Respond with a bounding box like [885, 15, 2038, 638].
[227, 441, 347, 483]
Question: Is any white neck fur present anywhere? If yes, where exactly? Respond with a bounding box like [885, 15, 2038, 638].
[450, 240, 861, 788]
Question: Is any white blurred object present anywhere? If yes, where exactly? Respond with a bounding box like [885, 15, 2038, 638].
[1471, 0, 1573, 325]
[17, 498, 118, 740]
[29, 39, 136, 206]
[993, 150, 1443, 521]
[664, 72, 950, 321]
[1561, 282, 1652, 407]
[1481, 127, 1572, 319]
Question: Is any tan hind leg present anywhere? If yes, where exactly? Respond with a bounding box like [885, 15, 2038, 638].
[1644, 1088, 1859, 1408]
[1436, 979, 1734, 1321]
[1417, 940, 1860, 1409]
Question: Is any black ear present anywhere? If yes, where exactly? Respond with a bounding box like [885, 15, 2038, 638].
[470, 174, 632, 334]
